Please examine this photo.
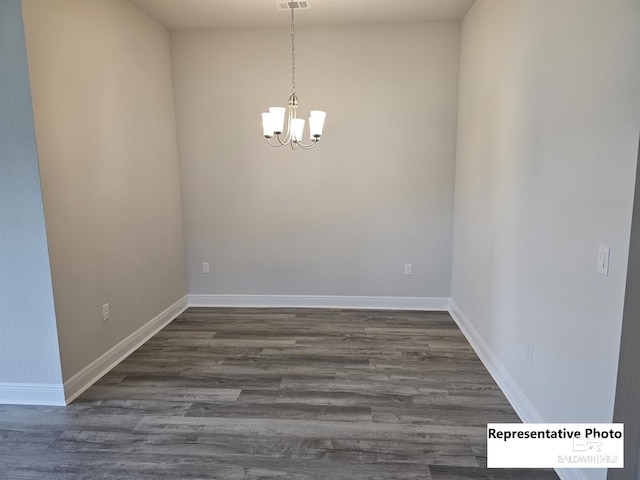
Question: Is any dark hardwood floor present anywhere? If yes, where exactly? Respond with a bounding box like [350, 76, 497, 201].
[0, 308, 559, 479]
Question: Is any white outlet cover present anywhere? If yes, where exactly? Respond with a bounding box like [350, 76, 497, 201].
[102, 303, 110, 321]
[404, 264, 413, 275]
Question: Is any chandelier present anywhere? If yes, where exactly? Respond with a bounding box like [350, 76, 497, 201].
[261, 5, 326, 150]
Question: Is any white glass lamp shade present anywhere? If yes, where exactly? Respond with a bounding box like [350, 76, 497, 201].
[309, 110, 326, 138]
[261, 112, 275, 138]
[269, 107, 286, 134]
[291, 118, 305, 143]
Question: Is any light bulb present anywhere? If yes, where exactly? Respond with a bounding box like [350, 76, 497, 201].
[291, 118, 305, 142]
[261, 112, 275, 138]
[309, 110, 326, 138]
[269, 107, 286, 135]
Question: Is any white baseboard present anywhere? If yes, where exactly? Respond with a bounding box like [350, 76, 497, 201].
[448, 301, 593, 480]
[0, 382, 66, 406]
[187, 294, 451, 311]
[63, 295, 188, 404]
[448, 300, 544, 423]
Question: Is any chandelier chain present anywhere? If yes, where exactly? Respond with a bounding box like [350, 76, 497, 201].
[291, 7, 296, 95]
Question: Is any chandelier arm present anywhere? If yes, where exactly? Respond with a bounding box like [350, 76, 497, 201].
[280, 104, 295, 144]
[278, 130, 292, 146]
[276, 133, 287, 146]
[267, 121, 296, 147]
[270, 134, 288, 147]
[293, 139, 319, 150]
[267, 137, 283, 147]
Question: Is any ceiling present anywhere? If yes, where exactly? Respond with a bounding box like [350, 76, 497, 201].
[129, 0, 476, 29]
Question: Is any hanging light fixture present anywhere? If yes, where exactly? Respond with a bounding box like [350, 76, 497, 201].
[261, 3, 326, 150]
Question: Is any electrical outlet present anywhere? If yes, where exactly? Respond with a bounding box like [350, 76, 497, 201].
[404, 264, 413, 275]
[525, 341, 533, 364]
[102, 303, 110, 322]
[202, 262, 210, 274]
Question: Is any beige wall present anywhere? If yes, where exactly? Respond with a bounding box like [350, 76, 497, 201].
[22, 0, 186, 381]
[451, 2, 640, 479]
[172, 22, 460, 297]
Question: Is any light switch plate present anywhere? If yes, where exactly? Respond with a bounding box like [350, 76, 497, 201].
[597, 246, 610, 276]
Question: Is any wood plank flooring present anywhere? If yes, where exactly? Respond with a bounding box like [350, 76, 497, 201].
[0, 308, 559, 479]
